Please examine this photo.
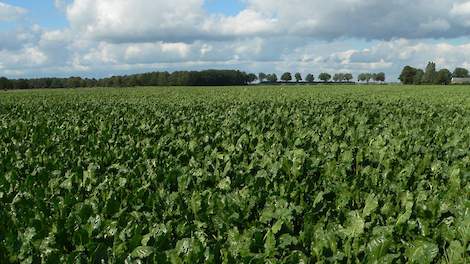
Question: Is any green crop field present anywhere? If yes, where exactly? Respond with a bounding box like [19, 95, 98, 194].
[0, 85, 469, 263]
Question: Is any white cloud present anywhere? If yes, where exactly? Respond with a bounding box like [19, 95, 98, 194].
[0, 2, 27, 21]
[0, 47, 47, 67]
[244, 0, 470, 39]
[65, 0, 275, 43]
[4, 0, 470, 79]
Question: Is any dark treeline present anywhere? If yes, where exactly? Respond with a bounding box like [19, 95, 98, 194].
[0, 70, 256, 90]
[399, 62, 468, 85]
[0, 70, 389, 90]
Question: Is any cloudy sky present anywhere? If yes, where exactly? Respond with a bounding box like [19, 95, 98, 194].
[1, 0, 470, 80]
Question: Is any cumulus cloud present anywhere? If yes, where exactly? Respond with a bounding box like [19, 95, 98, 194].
[0, 1, 27, 21]
[245, 0, 470, 40]
[3, 0, 470, 79]
[65, 0, 276, 43]
[59, 0, 470, 44]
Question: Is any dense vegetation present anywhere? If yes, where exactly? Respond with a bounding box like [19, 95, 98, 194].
[399, 62, 468, 85]
[0, 71, 385, 90]
[0, 85, 469, 263]
[0, 70, 255, 90]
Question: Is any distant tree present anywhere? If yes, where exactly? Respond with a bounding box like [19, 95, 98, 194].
[66, 77, 83, 88]
[333, 73, 341, 82]
[0, 77, 12, 90]
[344, 73, 353, 82]
[281, 72, 292, 82]
[435, 69, 452, 85]
[358, 73, 374, 83]
[422, 62, 437, 84]
[50, 78, 64, 88]
[319, 73, 331, 82]
[375, 72, 386, 82]
[358, 73, 367, 82]
[157, 72, 169, 86]
[365, 73, 373, 83]
[399, 66, 418, 84]
[258, 72, 267, 82]
[305, 74, 315, 83]
[267, 73, 278, 83]
[452, 67, 469, 78]
[247, 73, 258, 84]
[413, 69, 424, 85]
[295, 72, 302, 83]
[372, 73, 378, 82]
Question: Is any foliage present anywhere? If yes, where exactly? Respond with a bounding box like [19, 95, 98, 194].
[266, 73, 278, 83]
[333, 73, 345, 82]
[435, 69, 452, 85]
[258, 73, 267, 82]
[305, 74, 315, 83]
[453, 68, 470, 78]
[2, 70, 255, 89]
[281, 72, 292, 82]
[0, 85, 469, 263]
[423, 62, 437, 84]
[399, 66, 418, 84]
[358, 73, 385, 83]
[318, 72, 332, 82]
[294, 73, 302, 83]
[400, 63, 456, 85]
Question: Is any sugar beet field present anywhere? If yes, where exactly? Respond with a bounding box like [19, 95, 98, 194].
[0, 85, 469, 263]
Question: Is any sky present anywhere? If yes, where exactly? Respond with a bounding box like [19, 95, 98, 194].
[2, 0, 470, 80]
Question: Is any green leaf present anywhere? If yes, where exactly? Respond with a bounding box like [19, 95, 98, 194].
[131, 246, 155, 258]
[396, 201, 414, 225]
[272, 220, 283, 235]
[363, 193, 379, 217]
[366, 236, 391, 262]
[264, 230, 276, 257]
[405, 240, 438, 264]
[445, 240, 465, 263]
[343, 211, 365, 238]
[217, 177, 231, 191]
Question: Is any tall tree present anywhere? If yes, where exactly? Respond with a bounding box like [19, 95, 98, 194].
[344, 73, 353, 82]
[422, 62, 437, 84]
[258, 72, 267, 82]
[247, 73, 258, 84]
[267, 73, 278, 83]
[375, 72, 386, 82]
[0, 77, 12, 90]
[365, 73, 373, 83]
[333, 73, 344, 82]
[318, 73, 331, 82]
[413, 69, 424, 85]
[295, 72, 302, 83]
[435, 69, 452, 85]
[305, 74, 315, 83]
[281, 72, 292, 83]
[399, 66, 418, 84]
[452, 68, 469, 78]
[358, 73, 367, 82]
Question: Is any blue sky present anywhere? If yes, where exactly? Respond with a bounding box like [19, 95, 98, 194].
[1, 0, 470, 79]
[1, 0, 68, 28]
[3, 0, 246, 28]
[204, 0, 245, 16]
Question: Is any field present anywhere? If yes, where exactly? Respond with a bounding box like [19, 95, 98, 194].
[0, 85, 469, 263]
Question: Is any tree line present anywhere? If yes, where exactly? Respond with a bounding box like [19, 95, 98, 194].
[0, 70, 257, 90]
[258, 72, 385, 83]
[399, 62, 468, 85]
[0, 70, 389, 90]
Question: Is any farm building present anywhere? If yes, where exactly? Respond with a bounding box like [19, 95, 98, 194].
[452, 77, 470, 84]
